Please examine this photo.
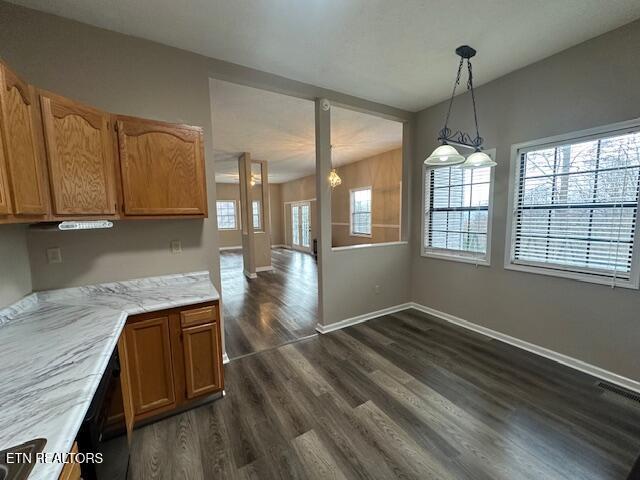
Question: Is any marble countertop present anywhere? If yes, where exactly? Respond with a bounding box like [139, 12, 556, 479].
[0, 271, 219, 480]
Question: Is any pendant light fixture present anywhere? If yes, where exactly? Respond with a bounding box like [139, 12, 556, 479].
[328, 169, 342, 188]
[328, 145, 342, 188]
[425, 45, 496, 169]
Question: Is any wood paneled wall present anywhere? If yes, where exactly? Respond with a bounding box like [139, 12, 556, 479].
[331, 148, 402, 247]
[277, 147, 402, 249]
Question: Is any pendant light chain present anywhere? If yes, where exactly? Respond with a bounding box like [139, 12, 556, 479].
[466, 60, 482, 147]
[442, 57, 465, 136]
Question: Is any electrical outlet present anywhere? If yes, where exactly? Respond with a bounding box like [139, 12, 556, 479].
[170, 240, 182, 254]
[47, 247, 62, 264]
[374, 284, 381, 295]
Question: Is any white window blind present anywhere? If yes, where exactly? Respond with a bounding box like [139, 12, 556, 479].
[216, 201, 237, 230]
[350, 188, 372, 236]
[511, 130, 640, 283]
[424, 166, 492, 261]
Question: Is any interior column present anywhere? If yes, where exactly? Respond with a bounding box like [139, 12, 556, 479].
[238, 152, 256, 278]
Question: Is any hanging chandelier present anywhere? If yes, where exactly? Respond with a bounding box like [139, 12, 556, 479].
[425, 45, 496, 169]
[328, 168, 342, 188]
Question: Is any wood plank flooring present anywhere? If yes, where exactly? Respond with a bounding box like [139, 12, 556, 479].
[129, 309, 640, 479]
[220, 248, 318, 360]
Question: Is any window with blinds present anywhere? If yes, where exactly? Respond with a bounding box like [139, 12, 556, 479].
[350, 187, 372, 236]
[216, 201, 237, 230]
[509, 129, 640, 286]
[423, 163, 493, 263]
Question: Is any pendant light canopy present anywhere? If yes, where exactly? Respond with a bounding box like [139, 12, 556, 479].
[425, 45, 494, 169]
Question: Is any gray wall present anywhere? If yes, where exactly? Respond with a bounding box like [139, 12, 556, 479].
[0, 226, 32, 306]
[411, 20, 640, 381]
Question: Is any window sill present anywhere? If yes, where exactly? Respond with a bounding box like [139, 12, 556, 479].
[422, 249, 490, 266]
[332, 241, 408, 252]
[504, 261, 639, 289]
[350, 233, 372, 238]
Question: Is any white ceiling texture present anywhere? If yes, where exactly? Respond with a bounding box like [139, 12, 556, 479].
[10, 0, 640, 111]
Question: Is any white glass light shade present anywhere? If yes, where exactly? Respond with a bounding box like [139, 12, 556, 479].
[424, 144, 465, 166]
[459, 150, 496, 169]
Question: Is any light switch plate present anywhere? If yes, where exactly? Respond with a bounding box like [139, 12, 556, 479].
[170, 240, 182, 254]
[47, 247, 62, 264]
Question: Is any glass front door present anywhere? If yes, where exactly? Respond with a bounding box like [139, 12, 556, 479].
[292, 205, 300, 247]
[291, 202, 311, 250]
[301, 204, 310, 248]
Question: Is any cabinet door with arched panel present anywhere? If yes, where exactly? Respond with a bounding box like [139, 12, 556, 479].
[0, 62, 48, 216]
[115, 115, 207, 217]
[40, 91, 117, 216]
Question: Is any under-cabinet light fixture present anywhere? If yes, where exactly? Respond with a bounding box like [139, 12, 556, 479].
[58, 220, 114, 231]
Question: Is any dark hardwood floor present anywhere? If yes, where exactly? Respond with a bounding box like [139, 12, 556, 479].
[221, 248, 318, 360]
[129, 309, 640, 479]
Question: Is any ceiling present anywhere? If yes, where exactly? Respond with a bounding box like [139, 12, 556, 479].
[9, 1, 640, 111]
[212, 79, 402, 184]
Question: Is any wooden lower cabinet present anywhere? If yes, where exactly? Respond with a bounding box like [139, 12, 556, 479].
[118, 301, 223, 437]
[125, 315, 176, 419]
[58, 442, 81, 480]
[182, 321, 223, 398]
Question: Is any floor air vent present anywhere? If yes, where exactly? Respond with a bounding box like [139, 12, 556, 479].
[597, 381, 640, 404]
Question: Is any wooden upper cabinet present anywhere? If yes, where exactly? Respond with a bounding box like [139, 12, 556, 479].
[116, 115, 207, 216]
[40, 91, 116, 216]
[0, 130, 11, 215]
[0, 62, 48, 215]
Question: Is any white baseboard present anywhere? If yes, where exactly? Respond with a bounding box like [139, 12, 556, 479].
[271, 244, 286, 248]
[316, 303, 413, 334]
[408, 302, 640, 394]
[219, 245, 242, 251]
[222, 353, 230, 364]
[243, 270, 257, 279]
[256, 266, 274, 272]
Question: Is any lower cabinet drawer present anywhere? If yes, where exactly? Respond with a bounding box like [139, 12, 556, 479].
[180, 304, 217, 328]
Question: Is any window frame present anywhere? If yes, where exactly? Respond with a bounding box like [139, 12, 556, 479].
[349, 186, 373, 237]
[421, 149, 496, 266]
[216, 200, 239, 231]
[504, 119, 640, 289]
[252, 199, 262, 232]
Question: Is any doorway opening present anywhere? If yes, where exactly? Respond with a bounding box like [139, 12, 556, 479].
[210, 78, 318, 360]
